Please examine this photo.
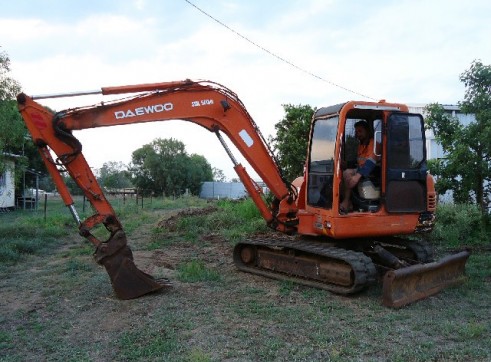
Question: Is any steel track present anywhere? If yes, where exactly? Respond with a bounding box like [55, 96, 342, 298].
[233, 237, 378, 295]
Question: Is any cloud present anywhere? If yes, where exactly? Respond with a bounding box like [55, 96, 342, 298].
[2, 0, 491, 179]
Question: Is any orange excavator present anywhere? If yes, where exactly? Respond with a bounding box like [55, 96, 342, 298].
[17, 80, 469, 307]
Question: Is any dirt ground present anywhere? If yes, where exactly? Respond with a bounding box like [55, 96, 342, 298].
[0, 207, 295, 361]
[1, 206, 490, 361]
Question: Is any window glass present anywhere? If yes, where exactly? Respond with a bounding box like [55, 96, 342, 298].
[388, 114, 425, 169]
[307, 117, 338, 208]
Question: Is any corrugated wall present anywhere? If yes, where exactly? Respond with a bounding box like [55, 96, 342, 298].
[200, 182, 247, 199]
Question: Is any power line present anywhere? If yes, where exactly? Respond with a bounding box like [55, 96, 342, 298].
[183, 0, 376, 100]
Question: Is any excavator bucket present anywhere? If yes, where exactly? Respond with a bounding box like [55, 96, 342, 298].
[98, 245, 171, 300]
[382, 250, 470, 308]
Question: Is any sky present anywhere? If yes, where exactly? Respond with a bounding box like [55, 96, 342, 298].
[2, 0, 491, 180]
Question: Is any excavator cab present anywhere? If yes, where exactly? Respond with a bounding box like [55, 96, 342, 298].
[306, 101, 432, 221]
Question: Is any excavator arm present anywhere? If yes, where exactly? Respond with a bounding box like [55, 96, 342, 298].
[17, 80, 298, 299]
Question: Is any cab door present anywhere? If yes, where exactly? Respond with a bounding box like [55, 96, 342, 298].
[385, 113, 428, 212]
[306, 116, 339, 209]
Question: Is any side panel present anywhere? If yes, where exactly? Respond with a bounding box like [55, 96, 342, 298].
[328, 213, 421, 238]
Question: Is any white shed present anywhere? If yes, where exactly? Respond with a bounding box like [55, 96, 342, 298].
[0, 159, 15, 210]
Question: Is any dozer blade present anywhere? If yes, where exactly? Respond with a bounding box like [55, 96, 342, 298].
[382, 250, 470, 308]
[99, 245, 171, 300]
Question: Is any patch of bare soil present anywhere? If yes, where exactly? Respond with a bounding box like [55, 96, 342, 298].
[135, 235, 235, 283]
[156, 205, 218, 231]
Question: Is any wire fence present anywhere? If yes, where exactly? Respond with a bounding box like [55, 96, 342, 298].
[9, 190, 182, 223]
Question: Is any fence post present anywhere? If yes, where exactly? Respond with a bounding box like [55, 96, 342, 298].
[44, 193, 47, 222]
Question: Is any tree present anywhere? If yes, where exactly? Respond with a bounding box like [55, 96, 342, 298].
[212, 167, 227, 182]
[425, 60, 491, 213]
[269, 104, 314, 182]
[98, 161, 133, 190]
[0, 49, 23, 172]
[0, 49, 21, 101]
[187, 154, 213, 194]
[0, 49, 47, 197]
[63, 174, 84, 196]
[130, 138, 212, 196]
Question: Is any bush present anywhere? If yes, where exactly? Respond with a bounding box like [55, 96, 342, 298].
[217, 198, 262, 220]
[429, 203, 490, 248]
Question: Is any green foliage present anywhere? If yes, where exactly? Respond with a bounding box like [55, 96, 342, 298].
[149, 194, 209, 210]
[62, 174, 84, 195]
[0, 101, 24, 155]
[212, 167, 226, 182]
[0, 214, 70, 264]
[425, 60, 491, 212]
[119, 328, 178, 358]
[1, 196, 490, 361]
[269, 104, 314, 182]
[154, 198, 268, 247]
[130, 137, 213, 196]
[188, 349, 213, 362]
[0, 50, 21, 100]
[0, 49, 47, 188]
[429, 203, 490, 248]
[63, 258, 93, 277]
[187, 154, 213, 194]
[177, 259, 221, 283]
[196, 198, 267, 241]
[97, 161, 133, 189]
[217, 197, 262, 220]
[460, 60, 491, 113]
[0, 50, 25, 173]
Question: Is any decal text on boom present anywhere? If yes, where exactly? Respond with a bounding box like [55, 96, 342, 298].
[114, 103, 174, 119]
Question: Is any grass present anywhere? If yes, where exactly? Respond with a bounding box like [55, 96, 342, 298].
[0, 197, 490, 361]
[170, 198, 269, 243]
[177, 260, 222, 283]
[0, 209, 72, 265]
[118, 328, 180, 359]
[147, 198, 268, 249]
[0, 195, 210, 256]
